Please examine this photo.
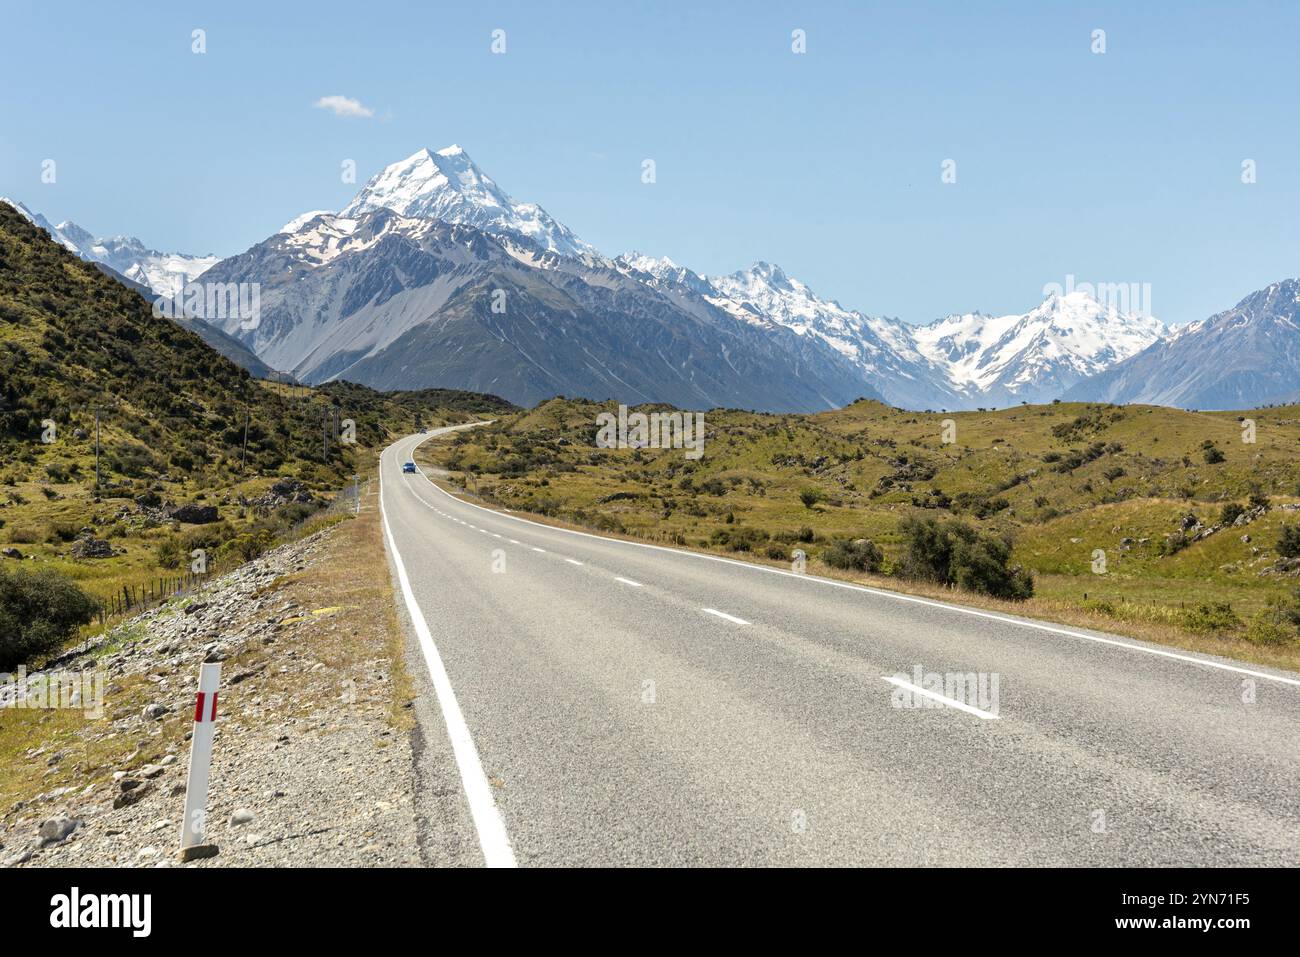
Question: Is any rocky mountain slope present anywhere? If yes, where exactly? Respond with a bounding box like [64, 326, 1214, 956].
[199, 208, 881, 411]
[1065, 280, 1300, 409]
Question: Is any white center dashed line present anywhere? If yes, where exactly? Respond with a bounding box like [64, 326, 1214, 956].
[565, 558, 584, 566]
[881, 676, 1000, 720]
[614, 577, 643, 587]
[702, 608, 750, 625]
[509, 540, 521, 545]
[532, 547, 546, 553]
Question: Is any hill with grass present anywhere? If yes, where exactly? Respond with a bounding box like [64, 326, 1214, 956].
[415, 396, 1300, 666]
[0, 201, 513, 654]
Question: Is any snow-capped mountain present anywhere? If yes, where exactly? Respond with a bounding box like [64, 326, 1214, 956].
[703, 262, 965, 409]
[199, 207, 877, 410]
[619, 255, 1159, 409]
[187, 144, 1185, 410]
[0, 197, 217, 298]
[336, 146, 595, 259]
[912, 292, 1164, 407]
[1065, 280, 1300, 409]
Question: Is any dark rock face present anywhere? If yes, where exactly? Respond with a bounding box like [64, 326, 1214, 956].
[169, 503, 219, 524]
[1, 546, 23, 559]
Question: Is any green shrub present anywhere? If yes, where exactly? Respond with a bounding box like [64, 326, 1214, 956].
[896, 516, 1033, 600]
[822, 538, 883, 572]
[1246, 589, 1300, 644]
[1219, 502, 1245, 526]
[709, 526, 769, 552]
[44, 521, 78, 544]
[0, 565, 98, 669]
[155, 536, 183, 569]
[1277, 524, 1300, 559]
[1180, 602, 1240, 634]
[1202, 445, 1225, 465]
[799, 487, 824, 509]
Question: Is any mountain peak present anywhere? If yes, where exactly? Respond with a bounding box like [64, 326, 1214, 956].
[339, 144, 593, 258]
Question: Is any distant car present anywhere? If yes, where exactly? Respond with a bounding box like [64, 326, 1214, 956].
[419, 428, 427, 433]
[402, 462, 417, 474]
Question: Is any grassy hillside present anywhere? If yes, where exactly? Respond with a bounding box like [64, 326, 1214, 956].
[0, 203, 512, 623]
[416, 397, 1300, 666]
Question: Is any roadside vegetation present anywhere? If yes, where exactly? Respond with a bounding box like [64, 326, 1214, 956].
[415, 396, 1300, 669]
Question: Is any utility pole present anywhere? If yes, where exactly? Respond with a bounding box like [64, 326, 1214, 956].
[94, 408, 101, 489]
[240, 406, 249, 472]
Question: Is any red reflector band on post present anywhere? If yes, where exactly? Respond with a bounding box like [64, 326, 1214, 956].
[194, 692, 206, 722]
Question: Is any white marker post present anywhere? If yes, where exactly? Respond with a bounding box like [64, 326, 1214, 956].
[178, 662, 221, 861]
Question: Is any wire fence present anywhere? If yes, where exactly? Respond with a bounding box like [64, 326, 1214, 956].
[86, 475, 370, 632]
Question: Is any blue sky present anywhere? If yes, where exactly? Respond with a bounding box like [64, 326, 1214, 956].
[1, 0, 1296, 325]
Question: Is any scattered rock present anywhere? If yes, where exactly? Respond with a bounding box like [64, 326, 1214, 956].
[1, 547, 22, 560]
[169, 503, 220, 524]
[70, 537, 113, 559]
[141, 703, 169, 721]
[229, 809, 255, 826]
[38, 815, 77, 844]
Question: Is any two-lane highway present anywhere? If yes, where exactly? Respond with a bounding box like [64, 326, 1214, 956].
[381, 429, 1300, 867]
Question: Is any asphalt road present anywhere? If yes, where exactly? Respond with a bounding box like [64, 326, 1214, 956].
[381, 428, 1300, 867]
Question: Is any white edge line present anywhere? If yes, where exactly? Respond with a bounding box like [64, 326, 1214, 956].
[883, 676, 1000, 720]
[702, 608, 750, 625]
[381, 453, 516, 868]
[401, 434, 1300, 689]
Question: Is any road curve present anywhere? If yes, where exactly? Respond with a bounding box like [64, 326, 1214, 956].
[381, 429, 1300, 867]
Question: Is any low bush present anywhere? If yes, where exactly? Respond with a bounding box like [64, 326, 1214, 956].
[1220, 502, 1245, 525]
[896, 516, 1033, 600]
[1277, 524, 1300, 559]
[1180, 602, 1240, 634]
[822, 538, 883, 572]
[0, 565, 97, 669]
[709, 526, 769, 552]
[799, 488, 824, 509]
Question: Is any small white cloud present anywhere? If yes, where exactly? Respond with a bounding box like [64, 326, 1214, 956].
[313, 95, 375, 119]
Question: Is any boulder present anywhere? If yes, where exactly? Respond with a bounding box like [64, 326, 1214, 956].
[169, 503, 219, 524]
[70, 537, 113, 559]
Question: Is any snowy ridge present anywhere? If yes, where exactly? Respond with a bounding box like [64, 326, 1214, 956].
[339, 146, 595, 259]
[1, 197, 216, 297]
[912, 292, 1164, 402]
